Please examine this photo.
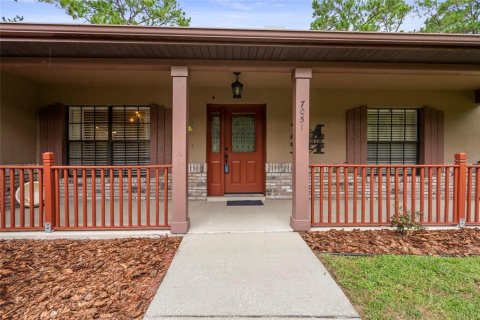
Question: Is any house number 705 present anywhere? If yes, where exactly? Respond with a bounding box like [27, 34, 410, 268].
[299, 100, 305, 130]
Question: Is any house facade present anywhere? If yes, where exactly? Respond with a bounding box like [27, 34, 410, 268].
[1, 23, 479, 233]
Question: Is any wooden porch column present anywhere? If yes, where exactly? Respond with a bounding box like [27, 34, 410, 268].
[170, 66, 190, 234]
[290, 68, 312, 231]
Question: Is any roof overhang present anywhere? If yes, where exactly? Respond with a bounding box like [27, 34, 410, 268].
[1, 23, 480, 65]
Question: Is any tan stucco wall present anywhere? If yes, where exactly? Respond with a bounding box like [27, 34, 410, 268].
[310, 89, 479, 164]
[6, 77, 477, 165]
[0, 72, 39, 164]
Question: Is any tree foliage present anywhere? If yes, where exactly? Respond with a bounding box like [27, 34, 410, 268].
[311, 0, 413, 32]
[37, 0, 191, 26]
[415, 0, 480, 34]
[2, 0, 24, 22]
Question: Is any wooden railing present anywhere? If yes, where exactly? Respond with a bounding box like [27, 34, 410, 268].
[0, 166, 44, 230]
[310, 153, 479, 227]
[0, 153, 171, 231]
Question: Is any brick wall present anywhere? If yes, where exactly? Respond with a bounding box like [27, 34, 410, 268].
[266, 163, 293, 199]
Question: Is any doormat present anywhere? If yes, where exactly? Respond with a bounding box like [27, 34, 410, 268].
[226, 200, 264, 206]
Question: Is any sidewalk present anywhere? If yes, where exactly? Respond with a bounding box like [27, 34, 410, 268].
[144, 232, 360, 319]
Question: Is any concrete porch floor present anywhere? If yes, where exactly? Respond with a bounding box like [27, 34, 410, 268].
[188, 200, 293, 234]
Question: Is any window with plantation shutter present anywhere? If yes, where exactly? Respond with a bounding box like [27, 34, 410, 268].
[68, 106, 150, 165]
[367, 108, 418, 165]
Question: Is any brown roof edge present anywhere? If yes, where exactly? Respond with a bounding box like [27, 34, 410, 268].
[1, 22, 479, 47]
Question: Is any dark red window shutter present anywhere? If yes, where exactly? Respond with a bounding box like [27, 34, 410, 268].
[149, 105, 172, 164]
[419, 107, 444, 164]
[346, 106, 367, 164]
[39, 104, 66, 165]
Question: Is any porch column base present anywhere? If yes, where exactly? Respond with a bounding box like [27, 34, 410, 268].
[170, 218, 190, 234]
[290, 216, 310, 232]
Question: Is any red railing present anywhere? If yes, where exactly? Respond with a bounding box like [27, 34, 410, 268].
[0, 153, 171, 231]
[310, 164, 458, 226]
[52, 166, 171, 230]
[0, 166, 44, 231]
[466, 165, 480, 225]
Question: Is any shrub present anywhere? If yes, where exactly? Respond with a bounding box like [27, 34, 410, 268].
[390, 206, 424, 235]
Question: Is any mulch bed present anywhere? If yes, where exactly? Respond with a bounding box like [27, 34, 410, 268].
[301, 228, 480, 256]
[0, 236, 181, 319]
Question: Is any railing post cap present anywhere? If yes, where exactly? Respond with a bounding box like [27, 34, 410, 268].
[42, 152, 55, 161]
[454, 153, 467, 163]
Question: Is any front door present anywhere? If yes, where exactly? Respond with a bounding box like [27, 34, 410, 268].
[207, 104, 265, 196]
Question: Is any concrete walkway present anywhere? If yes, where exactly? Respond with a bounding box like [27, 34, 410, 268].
[145, 232, 360, 319]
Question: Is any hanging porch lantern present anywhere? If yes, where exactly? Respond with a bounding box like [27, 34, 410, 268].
[231, 72, 243, 99]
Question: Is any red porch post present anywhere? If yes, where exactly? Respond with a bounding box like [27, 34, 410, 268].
[290, 68, 312, 231]
[43, 152, 56, 232]
[170, 66, 190, 234]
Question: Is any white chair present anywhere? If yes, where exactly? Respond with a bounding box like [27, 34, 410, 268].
[15, 181, 41, 207]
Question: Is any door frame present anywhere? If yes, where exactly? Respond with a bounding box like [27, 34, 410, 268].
[206, 104, 266, 196]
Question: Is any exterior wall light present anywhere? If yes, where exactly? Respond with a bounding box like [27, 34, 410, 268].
[231, 72, 243, 99]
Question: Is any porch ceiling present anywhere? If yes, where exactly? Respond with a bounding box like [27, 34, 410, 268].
[3, 68, 479, 91]
[1, 23, 480, 65]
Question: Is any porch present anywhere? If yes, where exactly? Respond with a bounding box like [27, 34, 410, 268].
[1, 24, 480, 233]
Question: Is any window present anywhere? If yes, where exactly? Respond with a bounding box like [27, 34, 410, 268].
[367, 108, 418, 165]
[68, 106, 150, 165]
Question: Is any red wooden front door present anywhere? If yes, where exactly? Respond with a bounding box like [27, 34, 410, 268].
[207, 105, 265, 195]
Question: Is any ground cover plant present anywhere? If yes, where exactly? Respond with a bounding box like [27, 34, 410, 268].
[0, 236, 181, 319]
[302, 229, 480, 319]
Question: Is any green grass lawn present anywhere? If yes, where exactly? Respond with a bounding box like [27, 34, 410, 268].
[319, 254, 480, 320]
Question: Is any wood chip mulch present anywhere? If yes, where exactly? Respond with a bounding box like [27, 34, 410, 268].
[0, 236, 181, 320]
[301, 228, 480, 257]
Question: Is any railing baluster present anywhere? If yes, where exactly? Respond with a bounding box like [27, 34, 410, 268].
[9, 169, 15, 229]
[19, 169, 25, 228]
[310, 167, 315, 223]
[82, 169, 87, 227]
[91, 169, 96, 228]
[28, 169, 34, 227]
[39, 169, 44, 227]
[386, 167, 391, 222]
[403, 168, 407, 213]
[437, 167, 442, 223]
[73, 169, 79, 227]
[394, 168, 399, 214]
[64, 169, 69, 228]
[378, 167, 382, 224]
[369, 167, 374, 223]
[119, 169, 124, 227]
[128, 169, 132, 227]
[137, 168, 141, 227]
[445, 167, 450, 223]
[319, 167, 324, 224]
[156, 168, 160, 226]
[361, 167, 366, 224]
[110, 169, 114, 227]
[0, 169, 5, 229]
[353, 167, 357, 224]
[411, 167, 416, 221]
[328, 167, 332, 224]
[54, 169, 60, 227]
[428, 167, 433, 223]
[475, 167, 480, 223]
[101, 168, 105, 227]
[164, 168, 169, 226]
[146, 168, 151, 227]
[344, 167, 348, 224]
[336, 167, 340, 223]
[420, 167, 425, 223]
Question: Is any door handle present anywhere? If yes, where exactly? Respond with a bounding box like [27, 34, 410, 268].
[224, 147, 229, 174]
